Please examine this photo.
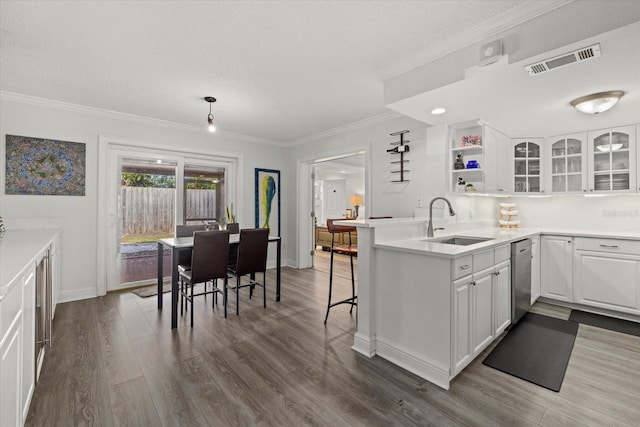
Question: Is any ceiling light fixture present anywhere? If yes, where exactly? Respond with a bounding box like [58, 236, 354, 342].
[204, 96, 217, 132]
[431, 107, 446, 115]
[570, 91, 624, 114]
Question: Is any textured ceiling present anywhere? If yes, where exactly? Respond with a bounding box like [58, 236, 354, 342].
[0, 0, 531, 143]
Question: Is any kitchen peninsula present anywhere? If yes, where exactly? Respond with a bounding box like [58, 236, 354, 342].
[343, 217, 640, 390]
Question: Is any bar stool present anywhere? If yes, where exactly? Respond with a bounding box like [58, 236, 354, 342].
[324, 218, 357, 324]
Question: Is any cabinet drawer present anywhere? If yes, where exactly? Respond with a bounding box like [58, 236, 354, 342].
[453, 255, 473, 279]
[575, 237, 640, 255]
[473, 249, 494, 272]
[494, 244, 511, 263]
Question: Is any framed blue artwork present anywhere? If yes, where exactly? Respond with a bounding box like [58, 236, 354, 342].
[255, 168, 280, 236]
[5, 135, 86, 196]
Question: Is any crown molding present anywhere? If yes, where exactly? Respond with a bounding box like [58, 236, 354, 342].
[288, 110, 402, 147]
[0, 91, 287, 148]
[376, 0, 575, 82]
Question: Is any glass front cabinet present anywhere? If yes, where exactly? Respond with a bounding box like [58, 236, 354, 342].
[587, 125, 636, 193]
[545, 133, 587, 194]
[511, 138, 544, 193]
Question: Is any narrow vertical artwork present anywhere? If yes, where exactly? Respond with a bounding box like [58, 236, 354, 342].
[255, 168, 280, 236]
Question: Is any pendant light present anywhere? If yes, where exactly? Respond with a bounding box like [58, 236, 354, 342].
[204, 96, 217, 132]
[570, 91, 624, 114]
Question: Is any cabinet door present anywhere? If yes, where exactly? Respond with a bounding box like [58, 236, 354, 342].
[541, 236, 573, 301]
[574, 250, 640, 314]
[1, 321, 22, 427]
[512, 138, 544, 193]
[637, 124, 640, 193]
[493, 260, 511, 336]
[531, 236, 541, 304]
[483, 125, 510, 193]
[472, 268, 494, 356]
[452, 276, 473, 374]
[587, 125, 636, 193]
[546, 133, 587, 194]
[21, 269, 36, 421]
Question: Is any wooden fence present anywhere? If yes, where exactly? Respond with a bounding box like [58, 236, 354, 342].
[120, 187, 217, 235]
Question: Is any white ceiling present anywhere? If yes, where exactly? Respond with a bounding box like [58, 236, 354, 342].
[387, 21, 640, 137]
[0, 0, 541, 144]
[314, 154, 365, 177]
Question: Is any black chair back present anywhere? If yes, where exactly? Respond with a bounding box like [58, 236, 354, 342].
[235, 228, 269, 276]
[176, 224, 208, 267]
[190, 231, 230, 284]
[176, 224, 207, 237]
[326, 218, 356, 234]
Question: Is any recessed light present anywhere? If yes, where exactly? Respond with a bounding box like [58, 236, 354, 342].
[156, 159, 162, 164]
[431, 107, 446, 115]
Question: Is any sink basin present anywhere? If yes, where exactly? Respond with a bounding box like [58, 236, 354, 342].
[424, 236, 494, 246]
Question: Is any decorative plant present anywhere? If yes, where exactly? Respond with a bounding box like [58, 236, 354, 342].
[226, 203, 237, 223]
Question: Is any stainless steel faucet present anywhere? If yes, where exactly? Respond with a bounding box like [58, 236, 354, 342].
[427, 197, 456, 237]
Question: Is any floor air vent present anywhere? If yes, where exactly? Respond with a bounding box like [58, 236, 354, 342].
[524, 43, 601, 76]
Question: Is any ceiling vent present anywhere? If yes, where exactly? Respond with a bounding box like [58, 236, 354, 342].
[524, 44, 601, 76]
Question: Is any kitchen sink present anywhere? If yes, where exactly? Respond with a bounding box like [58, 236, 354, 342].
[424, 236, 494, 246]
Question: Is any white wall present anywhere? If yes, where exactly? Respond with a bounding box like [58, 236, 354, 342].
[458, 194, 640, 231]
[0, 95, 290, 302]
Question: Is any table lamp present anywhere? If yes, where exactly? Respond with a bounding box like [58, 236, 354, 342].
[350, 194, 363, 218]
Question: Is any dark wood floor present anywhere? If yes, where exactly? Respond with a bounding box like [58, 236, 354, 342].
[26, 252, 640, 426]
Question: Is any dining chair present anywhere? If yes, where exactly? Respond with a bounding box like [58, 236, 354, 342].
[179, 230, 230, 326]
[324, 218, 357, 324]
[226, 228, 269, 315]
[176, 224, 208, 269]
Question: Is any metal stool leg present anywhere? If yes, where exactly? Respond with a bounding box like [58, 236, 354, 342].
[349, 251, 355, 314]
[324, 233, 336, 324]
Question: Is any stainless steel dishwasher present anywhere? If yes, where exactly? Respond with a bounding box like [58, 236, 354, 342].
[511, 239, 532, 324]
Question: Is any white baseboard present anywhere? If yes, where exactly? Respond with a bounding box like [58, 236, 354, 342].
[375, 338, 451, 390]
[352, 333, 376, 357]
[58, 287, 98, 303]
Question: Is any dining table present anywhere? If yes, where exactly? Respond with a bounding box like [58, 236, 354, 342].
[157, 233, 281, 329]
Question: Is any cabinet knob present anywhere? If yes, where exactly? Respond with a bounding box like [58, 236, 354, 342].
[470, 281, 476, 286]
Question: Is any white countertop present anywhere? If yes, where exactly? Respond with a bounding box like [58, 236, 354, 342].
[374, 227, 542, 258]
[0, 229, 59, 296]
[353, 218, 640, 259]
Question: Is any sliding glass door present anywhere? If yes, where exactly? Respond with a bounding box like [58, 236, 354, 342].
[119, 157, 177, 286]
[100, 140, 238, 293]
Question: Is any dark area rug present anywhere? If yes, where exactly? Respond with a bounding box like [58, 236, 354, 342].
[569, 310, 640, 337]
[131, 283, 171, 298]
[482, 312, 578, 392]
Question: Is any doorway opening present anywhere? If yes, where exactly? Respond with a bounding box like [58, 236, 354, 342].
[311, 153, 365, 272]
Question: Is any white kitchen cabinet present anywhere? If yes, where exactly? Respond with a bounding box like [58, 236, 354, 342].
[450, 121, 485, 193]
[637, 124, 640, 193]
[511, 138, 544, 193]
[452, 246, 511, 376]
[541, 235, 573, 301]
[21, 268, 35, 422]
[587, 125, 636, 193]
[449, 120, 510, 194]
[531, 236, 541, 304]
[545, 133, 588, 194]
[452, 276, 472, 373]
[574, 237, 640, 315]
[1, 276, 24, 427]
[493, 260, 511, 336]
[483, 124, 511, 194]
